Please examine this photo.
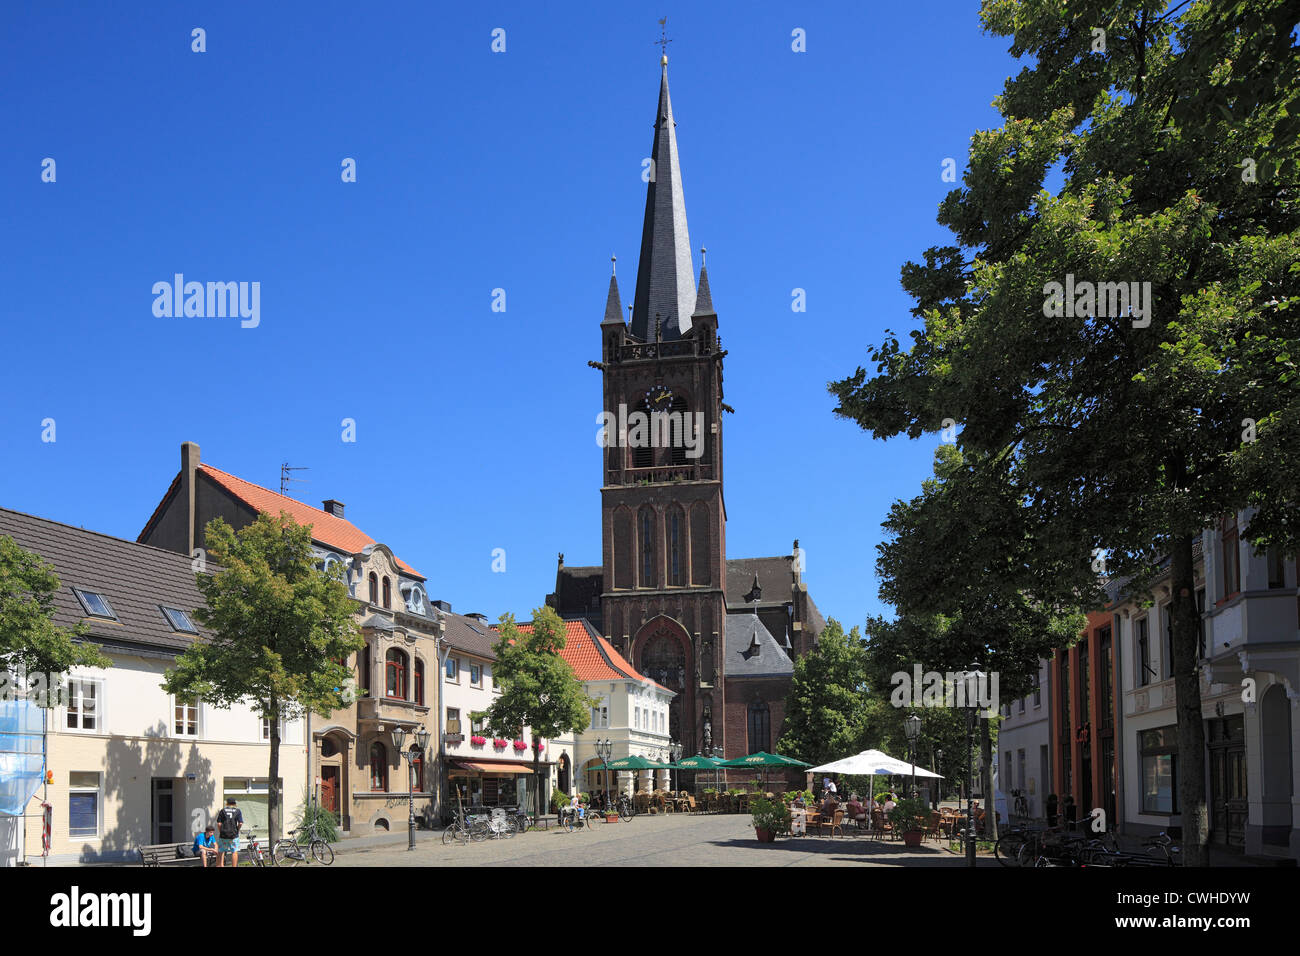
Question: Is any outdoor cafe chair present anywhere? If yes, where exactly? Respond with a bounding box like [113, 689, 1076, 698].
[818, 809, 845, 838]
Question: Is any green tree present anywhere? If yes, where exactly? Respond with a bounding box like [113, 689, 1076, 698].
[474, 606, 594, 822]
[830, 0, 1298, 865]
[161, 513, 362, 843]
[0, 535, 110, 703]
[777, 619, 869, 767]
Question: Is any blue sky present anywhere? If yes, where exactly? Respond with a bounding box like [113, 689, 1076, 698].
[0, 2, 1020, 630]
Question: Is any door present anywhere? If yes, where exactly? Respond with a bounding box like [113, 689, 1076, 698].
[321, 767, 340, 816]
[151, 779, 174, 844]
[1208, 716, 1246, 848]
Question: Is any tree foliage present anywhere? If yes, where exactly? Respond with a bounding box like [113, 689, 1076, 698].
[161, 512, 362, 842]
[830, 0, 1299, 864]
[0, 535, 110, 701]
[777, 619, 869, 767]
[475, 606, 594, 820]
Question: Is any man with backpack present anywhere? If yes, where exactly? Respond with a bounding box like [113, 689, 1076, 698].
[214, 798, 244, 868]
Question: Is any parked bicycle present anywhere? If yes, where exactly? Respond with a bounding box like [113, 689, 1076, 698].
[272, 823, 335, 866]
[243, 830, 271, 868]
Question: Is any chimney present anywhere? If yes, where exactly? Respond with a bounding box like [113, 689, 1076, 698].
[322, 499, 345, 518]
[432, 600, 452, 613]
[181, 441, 200, 557]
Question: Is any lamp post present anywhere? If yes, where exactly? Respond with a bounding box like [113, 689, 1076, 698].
[904, 713, 922, 800]
[595, 738, 613, 809]
[961, 665, 983, 867]
[670, 741, 683, 792]
[391, 726, 432, 851]
[936, 748, 944, 811]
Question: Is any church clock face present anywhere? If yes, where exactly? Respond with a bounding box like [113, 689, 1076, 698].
[645, 385, 673, 409]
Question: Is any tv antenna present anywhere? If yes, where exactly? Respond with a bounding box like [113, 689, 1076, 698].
[280, 462, 309, 497]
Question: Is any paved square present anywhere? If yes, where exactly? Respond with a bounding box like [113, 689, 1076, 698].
[329, 813, 1000, 867]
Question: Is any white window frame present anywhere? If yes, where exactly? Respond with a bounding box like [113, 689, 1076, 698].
[65, 678, 103, 733]
[172, 695, 201, 738]
[445, 657, 459, 683]
[470, 662, 482, 687]
[260, 716, 287, 741]
[68, 771, 102, 839]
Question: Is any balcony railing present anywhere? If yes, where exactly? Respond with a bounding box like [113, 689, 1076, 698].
[610, 463, 714, 486]
[616, 340, 698, 362]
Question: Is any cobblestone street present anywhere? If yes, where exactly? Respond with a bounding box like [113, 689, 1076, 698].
[329, 813, 1000, 867]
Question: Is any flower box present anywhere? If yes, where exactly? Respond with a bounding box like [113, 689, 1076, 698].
[470, 736, 487, 747]
[493, 739, 508, 749]
[512, 740, 528, 752]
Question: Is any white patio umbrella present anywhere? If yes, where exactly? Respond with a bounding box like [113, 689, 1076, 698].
[809, 748, 942, 803]
[808, 748, 944, 778]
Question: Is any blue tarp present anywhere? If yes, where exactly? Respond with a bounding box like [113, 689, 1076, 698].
[0, 700, 45, 815]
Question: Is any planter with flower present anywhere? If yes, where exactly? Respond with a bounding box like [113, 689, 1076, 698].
[492, 738, 508, 750]
[888, 797, 930, 847]
[512, 740, 528, 753]
[750, 797, 791, 843]
[469, 735, 487, 747]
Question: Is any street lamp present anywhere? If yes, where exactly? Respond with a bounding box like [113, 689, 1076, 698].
[391, 725, 431, 851]
[960, 665, 983, 867]
[595, 738, 613, 809]
[904, 713, 922, 800]
[935, 748, 944, 811]
[670, 741, 683, 792]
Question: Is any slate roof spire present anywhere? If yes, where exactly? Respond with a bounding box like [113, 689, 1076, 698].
[630, 55, 696, 342]
[602, 255, 624, 325]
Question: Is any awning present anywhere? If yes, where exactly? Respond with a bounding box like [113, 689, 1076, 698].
[452, 760, 545, 775]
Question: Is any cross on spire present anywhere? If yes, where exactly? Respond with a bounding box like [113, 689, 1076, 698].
[656, 17, 672, 60]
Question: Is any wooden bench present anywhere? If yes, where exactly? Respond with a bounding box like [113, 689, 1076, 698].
[138, 842, 203, 867]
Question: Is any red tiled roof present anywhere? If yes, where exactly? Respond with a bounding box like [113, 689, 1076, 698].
[514, 619, 672, 693]
[198, 463, 422, 578]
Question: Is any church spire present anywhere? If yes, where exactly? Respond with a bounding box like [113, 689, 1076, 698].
[692, 249, 714, 317]
[630, 56, 696, 342]
[602, 255, 624, 325]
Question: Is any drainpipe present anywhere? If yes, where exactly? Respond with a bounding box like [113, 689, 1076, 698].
[1113, 612, 1125, 837]
[435, 614, 449, 823]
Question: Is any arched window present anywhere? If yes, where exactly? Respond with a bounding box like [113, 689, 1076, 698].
[414, 659, 425, 706]
[382, 576, 392, 609]
[633, 396, 654, 469]
[386, 649, 408, 700]
[360, 644, 371, 695]
[667, 507, 684, 586]
[412, 749, 425, 792]
[748, 701, 771, 754]
[369, 741, 388, 791]
[368, 573, 379, 605]
[639, 507, 656, 587]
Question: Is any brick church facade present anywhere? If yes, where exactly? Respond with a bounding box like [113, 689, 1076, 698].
[547, 56, 826, 761]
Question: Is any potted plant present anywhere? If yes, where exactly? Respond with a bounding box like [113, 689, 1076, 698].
[469, 735, 487, 747]
[889, 797, 929, 847]
[750, 797, 791, 843]
[493, 738, 508, 749]
[512, 739, 528, 752]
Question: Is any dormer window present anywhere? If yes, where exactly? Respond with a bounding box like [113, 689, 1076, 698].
[404, 584, 427, 615]
[72, 588, 117, 621]
[161, 606, 198, 634]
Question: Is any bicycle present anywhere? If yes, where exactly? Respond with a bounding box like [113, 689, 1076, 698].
[560, 805, 590, 832]
[485, 808, 516, 839]
[272, 823, 335, 866]
[442, 809, 473, 845]
[1011, 789, 1029, 823]
[243, 830, 272, 868]
[616, 794, 635, 821]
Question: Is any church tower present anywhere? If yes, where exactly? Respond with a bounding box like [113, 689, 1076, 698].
[596, 55, 729, 757]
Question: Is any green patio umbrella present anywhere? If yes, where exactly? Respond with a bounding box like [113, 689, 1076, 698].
[671, 754, 726, 801]
[717, 752, 812, 796]
[600, 754, 670, 802]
